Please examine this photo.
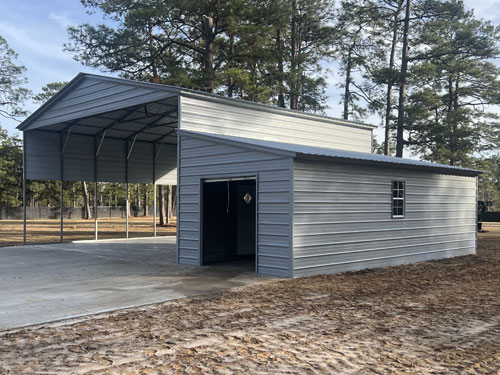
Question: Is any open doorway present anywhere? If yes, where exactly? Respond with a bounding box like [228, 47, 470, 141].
[201, 178, 256, 270]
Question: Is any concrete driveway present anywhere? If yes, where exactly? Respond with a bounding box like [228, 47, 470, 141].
[0, 237, 272, 330]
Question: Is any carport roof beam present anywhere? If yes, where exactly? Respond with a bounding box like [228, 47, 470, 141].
[60, 125, 73, 154]
[95, 130, 107, 157]
[126, 110, 178, 140]
[153, 128, 177, 144]
[127, 134, 138, 159]
[95, 104, 144, 137]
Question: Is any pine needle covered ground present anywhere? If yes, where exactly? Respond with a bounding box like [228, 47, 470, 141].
[0, 224, 498, 374]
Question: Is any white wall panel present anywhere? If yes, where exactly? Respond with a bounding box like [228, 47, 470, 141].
[155, 144, 177, 184]
[180, 96, 373, 152]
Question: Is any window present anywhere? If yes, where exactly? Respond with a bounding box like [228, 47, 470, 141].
[392, 181, 405, 218]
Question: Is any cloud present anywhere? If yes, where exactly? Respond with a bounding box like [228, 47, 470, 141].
[48, 12, 75, 30]
[464, 0, 500, 24]
[0, 21, 70, 61]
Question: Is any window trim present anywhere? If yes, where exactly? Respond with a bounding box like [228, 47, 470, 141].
[391, 180, 406, 219]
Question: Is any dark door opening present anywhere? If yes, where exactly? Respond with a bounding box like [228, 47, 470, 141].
[202, 178, 256, 268]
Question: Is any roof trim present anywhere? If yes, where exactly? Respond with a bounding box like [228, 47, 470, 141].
[178, 130, 482, 177]
[18, 72, 376, 131]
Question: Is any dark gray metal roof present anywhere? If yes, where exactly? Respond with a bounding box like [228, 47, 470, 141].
[178, 130, 482, 177]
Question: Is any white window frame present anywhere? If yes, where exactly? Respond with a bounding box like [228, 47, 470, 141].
[392, 180, 405, 218]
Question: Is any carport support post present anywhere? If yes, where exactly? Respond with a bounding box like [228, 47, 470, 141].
[94, 136, 98, 240]
[60, 182, 64, 243]
[94, 182, 98, 240]
[153, 183, 157, 236]
[22, 132, 27, 245]
[126, 183, 129, 238]
[125, 139, 129, 239]
[153, 143, 156, 237]
[60, 133, 64, 243]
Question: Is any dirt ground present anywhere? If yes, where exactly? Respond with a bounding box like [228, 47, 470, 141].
[0, 217, 176, 247]
[0, 224, 498, 375]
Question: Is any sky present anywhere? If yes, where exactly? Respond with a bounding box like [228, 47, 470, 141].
[1, 0, 499, 139]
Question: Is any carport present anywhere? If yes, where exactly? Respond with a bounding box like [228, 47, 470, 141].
[19, 73, 180, 243]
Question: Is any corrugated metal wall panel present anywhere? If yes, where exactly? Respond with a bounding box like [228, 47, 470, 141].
[63, 134, 94, 181]
[293, 160, 477, 277]
[155, 144, 177, 185]
[25, 130, 177, 184]
[177, 135, 293, 277]
[96, 138, 126, 182]
[128, 142, 153, 183]
[25, 130, 61, 180]
[180, 96, 372, 152]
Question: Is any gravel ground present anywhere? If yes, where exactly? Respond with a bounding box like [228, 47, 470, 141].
[0, 224, 499, 374]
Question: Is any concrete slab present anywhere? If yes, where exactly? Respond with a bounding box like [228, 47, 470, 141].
[0, 237, 273, 330]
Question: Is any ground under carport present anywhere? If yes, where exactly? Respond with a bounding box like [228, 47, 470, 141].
[0, 237, 272, 330]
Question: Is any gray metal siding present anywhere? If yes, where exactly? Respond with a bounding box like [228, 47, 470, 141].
[64, 134, 95, 181]
[155, 144, 177, 185]
[97, 138, 126, 182]
[26, 77, 175, 130]
[180, 96, 372, 153]
[25, 130, 61, 181]
[178, 134, 293, 277]
[293, 160, 477, 277]
[25, 130, 176, 184]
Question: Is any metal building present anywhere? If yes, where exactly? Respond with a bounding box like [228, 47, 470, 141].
[19, 73, 480, 278]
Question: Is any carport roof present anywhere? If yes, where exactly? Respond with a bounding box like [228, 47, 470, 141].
[178, 130, 482, 177]
[18, 73, 375, 137]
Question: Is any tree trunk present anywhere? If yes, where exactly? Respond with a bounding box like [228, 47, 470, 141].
[82, 181, 91, 219]
[167, 184, 173, 224]
[135, 184, 140, 215]
[148, 23, 160, 85]
[396, 0, 412, 157]
[203, 14, 215, 92]
[343, 48, 353, 120]
[227, 32, 235, 98]
[384, 3, 403, 156]
[144, 187, 149, 216]
[276, 29, 286, 108]
[127, 185, 131, 217]
[289, 0, 299, 110]
[159, 185, 167, 225]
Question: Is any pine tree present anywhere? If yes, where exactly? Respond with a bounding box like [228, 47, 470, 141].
[0, 36, 30, 124]
[405, 1, 500, 165]
[332, 0, 385, 121]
